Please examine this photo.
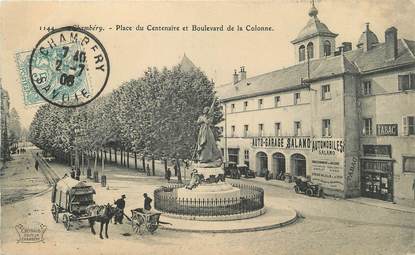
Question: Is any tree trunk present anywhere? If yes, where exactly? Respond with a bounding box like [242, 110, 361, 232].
[115, 149, 117, 163]
[94, 150, 98, 172]
[101, 151, 105, 176]
[109, 149, 112, 163]
[120, 149, 123, 166]
[81, 152, 84, 175]
[104, 149, 107, 163]
[134, 152, 137, 170]
[152, 157, 155, 176]
[127, 151, 130, 168]
[176, 158, 182, 183]
[142, 156, 145, 172]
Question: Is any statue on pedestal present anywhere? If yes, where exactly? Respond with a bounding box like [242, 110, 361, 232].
[195, 103, 222, 167]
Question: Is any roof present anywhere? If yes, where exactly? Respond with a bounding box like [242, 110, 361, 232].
[55, 176, 95, 195]
[179, 54, 197, 72]
[216, 55, 357, 101]
[357, 29, 379, 48]
[345, 39, 415, 73]
[216, 39, 415, 102]
[292, 16, 338, 44]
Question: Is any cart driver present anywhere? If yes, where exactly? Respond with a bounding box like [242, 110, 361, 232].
[114, 194, 126, 224]
[143, 193, 152, 213]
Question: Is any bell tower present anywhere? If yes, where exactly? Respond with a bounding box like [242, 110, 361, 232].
[291, 0, 338, 63]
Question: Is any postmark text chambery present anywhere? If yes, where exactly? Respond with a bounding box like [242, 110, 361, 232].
[27, 26, 110, 107]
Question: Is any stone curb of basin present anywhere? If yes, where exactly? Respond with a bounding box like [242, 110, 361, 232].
[158, 207, 299, 233]
[158, 208, 266, 221]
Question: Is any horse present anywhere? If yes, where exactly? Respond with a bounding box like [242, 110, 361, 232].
[86, 203, 119, 239]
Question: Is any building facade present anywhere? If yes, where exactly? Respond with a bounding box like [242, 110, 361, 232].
[216, 3, 415, 206]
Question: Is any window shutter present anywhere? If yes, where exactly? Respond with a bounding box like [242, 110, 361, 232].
[403, 116, 408, 136]
[410, 73, 415, 89]
[398, 75, 409, 91]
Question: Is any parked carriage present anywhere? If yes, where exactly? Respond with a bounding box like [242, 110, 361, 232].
[51, 176, 96, 230]
[130, 208, 161, 235]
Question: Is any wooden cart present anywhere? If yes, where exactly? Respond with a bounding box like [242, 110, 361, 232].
[130, 208, 161, 235]
[51, 176, 96, 230]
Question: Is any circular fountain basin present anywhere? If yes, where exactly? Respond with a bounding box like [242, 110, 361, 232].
[177, 182, 240, 205]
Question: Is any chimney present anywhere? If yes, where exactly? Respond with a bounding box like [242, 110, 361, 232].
[342, 42, 352, 52]
[239, 66, 246, 80]
[233, 69, 239, 85]
[385, 26, 398, 61]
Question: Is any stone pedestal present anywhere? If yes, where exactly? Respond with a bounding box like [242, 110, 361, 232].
[177, 166, 240, 206]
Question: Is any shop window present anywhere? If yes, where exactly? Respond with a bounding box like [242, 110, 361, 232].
[243, 101, 248, 111]
[294, 92, 301, 105]
[299, 45, 305, 62]
[258, 98, 263, 109]
[362, 80, 372, 96]
[398, 73, 415, 91]
[243, 125, 249, 137]
[322, 119, 331, 137]
[231, 125, 235, 137]
[231, 103, 235, 113]
[321, 84, 331, 100]
[274, 96, 280, 107]
[258, 123, 264, 137]
[403, 116, 415, 135]
[403, 156, 415, 173]
[324, 40, 331, 56]
[362, 118, 373, 136]
[307, 42, 314, 59]
[274, 122, 281, 136]
[294, 121, 302, 136]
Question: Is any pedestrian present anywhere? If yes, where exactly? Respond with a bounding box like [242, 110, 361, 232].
[143, 193, 152, 213]
[264, 169, 269, 181]
[35, 160, 39, 171]
[165, 168, 171, 182]
[114, 194, 126, 224]
[173, 164, 178, 176]
[75, 167, 81, 180]
[146, 164, 151, 176]
[70, 168, 76, 179]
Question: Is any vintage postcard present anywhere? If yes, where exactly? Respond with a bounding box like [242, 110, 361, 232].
[0, 1, 414, 255]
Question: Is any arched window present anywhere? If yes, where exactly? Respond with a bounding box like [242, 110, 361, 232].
[307, 42, 314, 59]
[299, 45, 305, 62]
[324, 40, 331, 56]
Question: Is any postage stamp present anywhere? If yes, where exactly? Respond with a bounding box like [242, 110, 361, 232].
[16, 42, 91, 106]
[16, 26, 110, 107]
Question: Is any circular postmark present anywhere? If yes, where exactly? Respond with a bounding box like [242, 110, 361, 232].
[29, 26, 110, 107]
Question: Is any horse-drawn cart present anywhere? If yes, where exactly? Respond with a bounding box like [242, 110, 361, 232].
[130, 208, 161, 235]
[51, 176, 96, 230]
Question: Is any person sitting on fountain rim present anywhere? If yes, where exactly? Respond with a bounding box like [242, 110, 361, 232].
[114, 194, 126, 224]
[143, 193, 152, 213]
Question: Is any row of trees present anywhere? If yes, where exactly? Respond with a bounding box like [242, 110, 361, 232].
[29, 64, 223, 180]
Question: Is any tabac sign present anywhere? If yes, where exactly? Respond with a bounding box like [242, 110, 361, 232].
[376, 124, 398, 136]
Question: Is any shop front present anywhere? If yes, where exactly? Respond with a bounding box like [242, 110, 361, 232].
[361, 145, 394, 202]
[361, 159, 393, 201]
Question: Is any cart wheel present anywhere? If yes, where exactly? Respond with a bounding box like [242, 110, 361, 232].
[305, 188, 313, 197]
[51, 204, 59, 223]
[131, 214, 145, 235]
[63, 214, 71, 231]
[294, 186, 300, 194]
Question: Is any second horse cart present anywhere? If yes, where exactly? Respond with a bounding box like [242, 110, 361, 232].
[51, 176, 96, 230]
[130, 208, 161, 235]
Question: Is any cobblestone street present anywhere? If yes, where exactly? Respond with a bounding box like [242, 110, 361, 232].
[1, 151, 414, 255]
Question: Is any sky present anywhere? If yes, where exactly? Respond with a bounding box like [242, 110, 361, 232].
[1, 0, 415, 128]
